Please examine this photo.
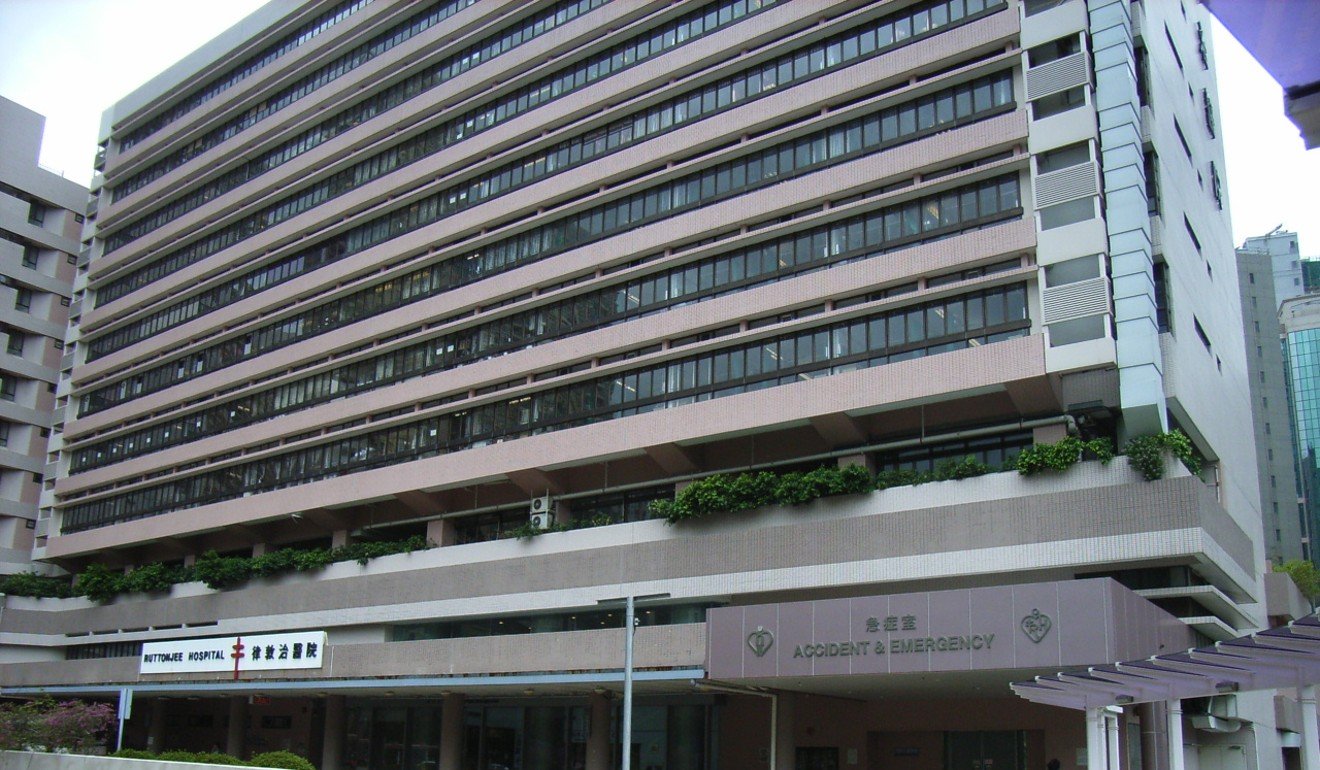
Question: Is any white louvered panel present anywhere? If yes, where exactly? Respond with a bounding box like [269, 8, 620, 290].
[1042, 276, 1110, 324]
[1033, 162, 1098, 208]
[1151, 214, 1163, 255]
[1026, 52, 1090, 101]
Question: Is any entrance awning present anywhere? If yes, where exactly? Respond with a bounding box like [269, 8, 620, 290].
[1012, 613, 1320, 710]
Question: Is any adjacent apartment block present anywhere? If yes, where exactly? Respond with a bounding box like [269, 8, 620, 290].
[0, 97, 85, 577]
[0, 2, 1304, 770]
[1238, 228, 1309, 564]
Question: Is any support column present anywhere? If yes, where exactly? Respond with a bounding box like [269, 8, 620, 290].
[1137, 701, 1169, 770]
[439, 693, 465, 770]
[226, 696, 247, 758]
[586, 692, 612, 770]
[1105, 711, 1121, 770]
[426, 518, 456, 547]
[1167, 700, 1186, 770]
[147, 698, 167, 752]
[774, 692, 795, 770]
[1087, 708, 1106, 770]
[331, 529, 351, 548]
[321, 696, 346, 770]
[1301, 685, 1320, 770]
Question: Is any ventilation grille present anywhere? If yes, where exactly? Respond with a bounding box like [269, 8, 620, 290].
[1042, 276, 1110, 323]
[1034, 162, 1098, 208]
[1026, 51, 1090, 101]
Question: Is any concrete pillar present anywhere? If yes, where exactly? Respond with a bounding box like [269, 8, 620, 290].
[439, 692, 465, 770]
[1105, 711, 1121, 770]
[835, 453, 874, 474]
[586, 692, 613, 770]
[1301, 686, 1320, 770]
[426, 518, 457, 547]
[226, 696, 247, 758]
[1033, 423, 1070, 445]
[147, 698, 167, 752]
[331, 529, 351, 548]
[1167, 700, 1186, 770]
[775, 692, 795, 770]
[321, 696, 346, 770]
[1087, 708, 1106, 770]
[252, 543, 268, 557]
[1138, 701, 1170, 770]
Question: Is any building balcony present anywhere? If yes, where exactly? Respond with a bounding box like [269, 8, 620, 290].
[3, 456, 1257, 691]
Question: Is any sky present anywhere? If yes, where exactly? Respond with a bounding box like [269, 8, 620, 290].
[0, 0, 1315, 251]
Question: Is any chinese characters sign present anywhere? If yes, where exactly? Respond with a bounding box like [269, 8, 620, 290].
[140, 631, 326, 675]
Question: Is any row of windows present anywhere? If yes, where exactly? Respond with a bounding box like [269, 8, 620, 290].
[70, 174, 1022, 470]
[98, 0, 767, 301]
[109, 0, 480, 202]
[62, 282, 1031, 532]
[104, 0, 1002, 262]
[65, 641, 143, 661]
[104, 0, 608, 249]
[392, 601, 710, 642]
[81, 69, 1016, 411]
[116, 0, 372, 152]
[90, 4, 1004, 356]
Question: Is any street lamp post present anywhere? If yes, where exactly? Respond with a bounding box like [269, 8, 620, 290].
[599, 592, 670, 770]
[622, 594, 636, 770]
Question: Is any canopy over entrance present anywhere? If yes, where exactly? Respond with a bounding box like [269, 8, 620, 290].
[1012, 613, 1320, 709]
[1013, 614, 1320, 770]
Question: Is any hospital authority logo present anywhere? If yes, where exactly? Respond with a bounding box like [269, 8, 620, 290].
[1020, 609, 1052, 643]
[747, 626, 774, 657]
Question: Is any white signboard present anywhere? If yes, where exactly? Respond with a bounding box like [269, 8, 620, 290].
[140, 631, 326, 675]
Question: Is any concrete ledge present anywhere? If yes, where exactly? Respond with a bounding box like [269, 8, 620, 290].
[1, 753, 240, 770]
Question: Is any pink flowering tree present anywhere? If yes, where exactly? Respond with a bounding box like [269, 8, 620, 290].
[0, 698, 116, 752]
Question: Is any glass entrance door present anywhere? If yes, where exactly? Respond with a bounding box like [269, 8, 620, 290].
[944, 731, 1025, 770]
[798, 747, 841, 770]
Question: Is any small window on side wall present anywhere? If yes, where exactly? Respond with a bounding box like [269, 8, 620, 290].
[1039, 198, 1095, 230]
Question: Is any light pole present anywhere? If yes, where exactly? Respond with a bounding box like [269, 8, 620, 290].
[599, 592, 670, 770]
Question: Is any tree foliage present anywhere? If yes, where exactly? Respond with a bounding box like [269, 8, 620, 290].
[1277, 559, 1320, 603]
[0, 698, 115, 752]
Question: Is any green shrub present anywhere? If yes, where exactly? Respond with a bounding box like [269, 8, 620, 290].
[249, 547, 301, 577]
[108, 749, 246, 765]
[1015, 436, 1113, 476]
[74, 562, 126, 603]
[509, 520, 546, 540]
[192, 752, 246, 766]
[654, 465, 873, 523]
[192, 551, 253, 590]
[0, 571, 74, 598]
[874, 467, 933, 490]
[248, 751, 316, 770]
[934, 455, 991, 481]
[292, 548, 334, 571]
[1277, 559, 1320, 603]
[333, 534, 430, 565]
[1123, 430, 1200, 481]
[123, 563, 187, 594]
[111, 749, 155, 759]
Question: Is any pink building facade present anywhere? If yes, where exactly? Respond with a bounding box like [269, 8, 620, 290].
[0, 2, 1305, 769]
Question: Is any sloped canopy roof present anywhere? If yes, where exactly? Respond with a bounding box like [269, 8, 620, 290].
[1013, 615, 1320, 709]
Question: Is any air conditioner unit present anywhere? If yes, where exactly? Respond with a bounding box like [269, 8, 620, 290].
[529, 496, 555, 530]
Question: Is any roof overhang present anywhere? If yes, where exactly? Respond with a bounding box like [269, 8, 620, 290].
[1013, 614, 1320, 709]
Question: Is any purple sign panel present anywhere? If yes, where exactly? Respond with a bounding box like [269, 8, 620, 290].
[707, 579, 1192, 679]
